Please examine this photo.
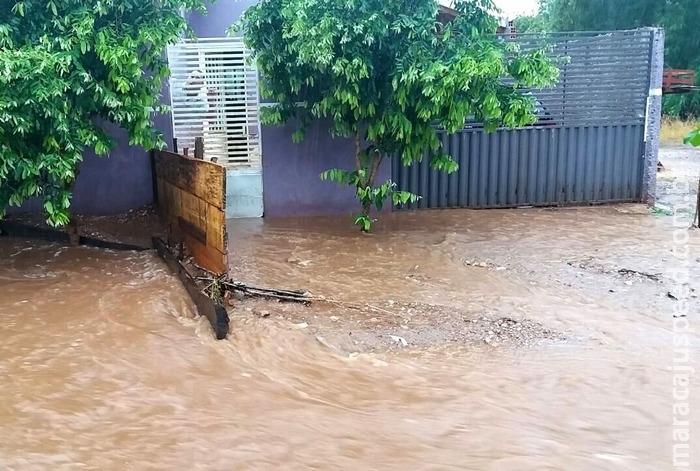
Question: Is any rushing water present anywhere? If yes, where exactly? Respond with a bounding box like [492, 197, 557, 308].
[1, 207, 698, 469]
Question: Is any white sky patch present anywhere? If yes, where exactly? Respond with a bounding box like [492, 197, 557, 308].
[492, 0, 539, 17]
[439, 0, 539, 19]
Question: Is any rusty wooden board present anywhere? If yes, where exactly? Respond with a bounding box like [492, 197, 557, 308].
[153, 150, 229, 274]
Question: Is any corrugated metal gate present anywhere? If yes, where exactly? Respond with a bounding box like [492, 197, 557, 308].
[392, 29, 660, 210]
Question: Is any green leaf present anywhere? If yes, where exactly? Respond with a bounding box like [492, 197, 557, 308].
[354, 214, 372, 232]
[684, 126, 700, 147]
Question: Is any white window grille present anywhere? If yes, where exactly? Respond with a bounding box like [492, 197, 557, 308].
[166, 38, 261, 169]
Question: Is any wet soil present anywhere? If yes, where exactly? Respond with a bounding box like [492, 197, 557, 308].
[235, 297, 566, 354]
[3, 205, 166, 248]
[656, 144, 700, 218]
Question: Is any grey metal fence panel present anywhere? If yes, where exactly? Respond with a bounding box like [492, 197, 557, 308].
[393, 29, 654, 210]
[393, 124, 646, 209]
[513, 30, 653, 126]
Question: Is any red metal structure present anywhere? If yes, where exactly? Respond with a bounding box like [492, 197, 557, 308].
[663, 69, 698, 94]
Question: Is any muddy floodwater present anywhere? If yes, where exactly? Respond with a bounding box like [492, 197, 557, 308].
[2, 201, 699, 469]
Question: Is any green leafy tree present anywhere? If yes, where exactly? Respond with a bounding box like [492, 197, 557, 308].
[540, 0, 663, 32]
[0, 0, 206, 231]
[234, 0, 559, 231]
[684, 124, 700, 227]
[514, 14, 549, 34]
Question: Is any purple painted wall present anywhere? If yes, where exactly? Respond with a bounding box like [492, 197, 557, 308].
[8, 121, 156, 216]
[261, 120, 391, 218]
[187, 0, 255, 37]
[188, 0, 390, 218]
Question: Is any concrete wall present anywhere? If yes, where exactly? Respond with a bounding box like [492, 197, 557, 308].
[72, 126, 154, 214]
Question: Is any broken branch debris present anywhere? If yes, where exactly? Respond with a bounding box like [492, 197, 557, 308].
[197, 277, 312, 304]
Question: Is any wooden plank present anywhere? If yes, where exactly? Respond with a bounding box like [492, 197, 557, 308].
[178, 217, 207, 245]
[194, 137, 205, 159]
[179, 190, 204, 228]
[155, 177, 166, 217]
[153, 150, 226, 210]
[152, 237, 229, 340]
[182, 229, 228, 274]
[170, 184, 182, 223]
[153, 149, 229, 276]
[205, 202, 227, 253]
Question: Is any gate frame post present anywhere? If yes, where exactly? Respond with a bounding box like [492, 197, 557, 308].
[642, 27, 664, 205]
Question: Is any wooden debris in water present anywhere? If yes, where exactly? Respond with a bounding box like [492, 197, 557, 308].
[197, 277, 312, 304]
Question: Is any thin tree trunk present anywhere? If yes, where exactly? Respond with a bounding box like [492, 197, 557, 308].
[67, 207, 79, 246]
[367, 153, 383, 188]
[354, 130, 365, 187]
[694, 176, 700, 228]
[66, 170, 80, 246]
[356, 129, 372, 228]
[361, 201, 371, 218]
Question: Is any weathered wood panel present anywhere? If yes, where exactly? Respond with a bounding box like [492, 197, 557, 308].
[153, 150, 228, 274]
[154, 150, 226, 210]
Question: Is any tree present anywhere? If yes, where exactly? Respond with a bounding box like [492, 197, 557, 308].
[684, 124, 700, 228]
[0, 0, 206, 230]
[514, 14, 549, 34]
[540, 0, 664, 32]
[234, 0, 559, 231]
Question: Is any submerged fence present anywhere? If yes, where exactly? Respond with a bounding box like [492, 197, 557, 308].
[393, 28, 663, 209]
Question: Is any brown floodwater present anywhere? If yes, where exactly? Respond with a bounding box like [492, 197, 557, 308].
[1, 206, 698, 470]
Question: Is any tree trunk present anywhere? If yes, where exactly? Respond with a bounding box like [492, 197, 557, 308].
[694, 176, 700, 228]
[368, 152, 383, 188]
[354, 131, 386, 231]
[66, 169, 80, 246]
[356, 130, 371, 228]
[362, 201, 371, 217]
[354, 130, 364, 185]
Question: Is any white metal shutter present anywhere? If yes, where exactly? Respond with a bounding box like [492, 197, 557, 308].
[166, 38, 261, 169]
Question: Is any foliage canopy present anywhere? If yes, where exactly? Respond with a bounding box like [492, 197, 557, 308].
[0, 0, 206, 226]
[235, 0, 559, 230]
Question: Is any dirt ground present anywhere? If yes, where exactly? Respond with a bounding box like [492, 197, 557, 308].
[656, 144, 700, 220]
[232, 297, 567, 354]
[2, 206, 166, 248]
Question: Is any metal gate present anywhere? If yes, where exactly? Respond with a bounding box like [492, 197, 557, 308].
[392, 29, 661, 210]
[166, 38, 261, 169]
